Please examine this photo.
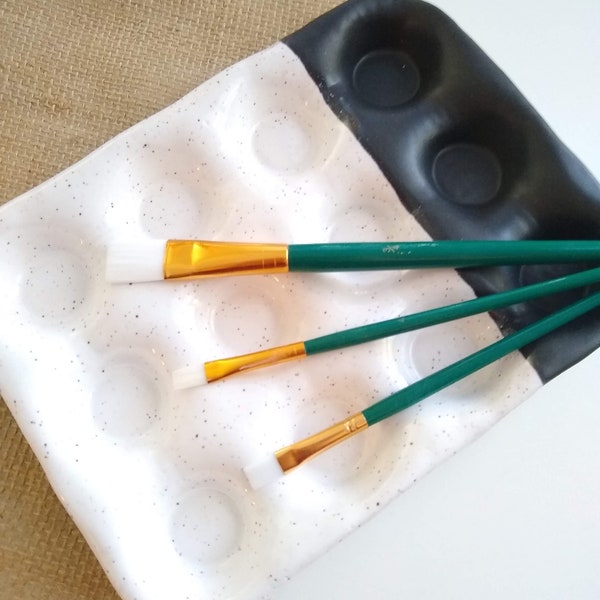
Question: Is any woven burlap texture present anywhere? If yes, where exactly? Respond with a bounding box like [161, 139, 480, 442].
[0, 2, 340, 598]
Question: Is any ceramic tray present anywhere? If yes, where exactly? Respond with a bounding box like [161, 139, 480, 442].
[1, 1, 599, 599]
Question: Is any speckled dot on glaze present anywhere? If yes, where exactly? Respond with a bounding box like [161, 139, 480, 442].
[138, 178, 207, 239]
[165, 474, 272, 599]
[206, 278, 296, 354]
[3, 225, 103, 330]
[91, 352, 169, 439]
[171, 486, 244, 564]
[396, 318, 504, 399]
[22, 248, 91, 322]
[252, 113, 315, 172]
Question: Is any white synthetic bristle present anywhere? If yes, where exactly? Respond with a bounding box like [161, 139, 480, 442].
[172, 365, 208, 390]
[105, 239, 167, 282]
[243, 454, 284, 489]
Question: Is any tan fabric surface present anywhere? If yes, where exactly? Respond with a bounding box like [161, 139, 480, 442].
[0, 2, 340, 598]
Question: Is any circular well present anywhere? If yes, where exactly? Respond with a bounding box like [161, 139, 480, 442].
[252, 113, 314, 172]
[21, 247, 92, 324]
[171, 486, 244, 564]
[91, 355, 166, 439]
[352, 49, 420, 108]
[393, 319, 502, 399]
[11, 227, 101, 329]
[432, 143, 502, 206]
[208, 280, 292, 352]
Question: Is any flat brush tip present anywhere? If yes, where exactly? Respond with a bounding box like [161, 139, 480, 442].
[243, 454, 283, 489]
[105, 239, 167, 282]
[172, 365, 208, 390]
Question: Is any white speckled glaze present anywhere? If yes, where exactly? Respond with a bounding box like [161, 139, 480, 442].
[0, 43, 541, 600]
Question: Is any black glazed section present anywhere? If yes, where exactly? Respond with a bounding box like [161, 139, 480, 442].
[284, 0, 600, 383]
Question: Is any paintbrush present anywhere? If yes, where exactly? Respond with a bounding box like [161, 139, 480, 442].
[172, 265, 600, 389]
[105, 239, 600, 282]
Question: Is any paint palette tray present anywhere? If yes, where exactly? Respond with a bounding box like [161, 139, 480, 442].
[1, 1, 599, 599]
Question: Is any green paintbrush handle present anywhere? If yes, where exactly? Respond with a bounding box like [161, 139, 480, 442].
[362, 289, 600, 426]
[288, 240, 600, 271]
[304, 266, 600, 355]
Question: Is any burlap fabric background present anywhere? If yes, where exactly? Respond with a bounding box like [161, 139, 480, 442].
[0, 2, 340, 598]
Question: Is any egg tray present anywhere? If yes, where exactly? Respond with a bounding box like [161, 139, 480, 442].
[1, 1, 599, 600]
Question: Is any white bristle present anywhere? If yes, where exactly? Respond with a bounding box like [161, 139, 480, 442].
[105, 239, 167, 282]
[171, 365, 208, 390]
[243, 454, 284, 489]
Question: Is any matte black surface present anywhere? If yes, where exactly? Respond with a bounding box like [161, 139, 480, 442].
[284, 0, 600, 383]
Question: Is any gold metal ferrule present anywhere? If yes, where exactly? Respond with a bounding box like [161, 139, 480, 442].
[163, 240, 289, 280]
[204, 341, 307, 383]
[275, 412, 369, 474]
